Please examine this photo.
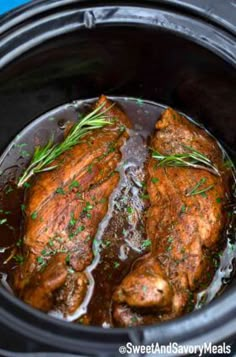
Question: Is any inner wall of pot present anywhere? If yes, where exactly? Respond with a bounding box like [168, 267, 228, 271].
[0, 26, 235, 155]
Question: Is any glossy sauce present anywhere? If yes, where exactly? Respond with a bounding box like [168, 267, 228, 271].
[0, 97, 235, 326]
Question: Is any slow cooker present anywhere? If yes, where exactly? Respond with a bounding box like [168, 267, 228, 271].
[0, 0, 235, 356]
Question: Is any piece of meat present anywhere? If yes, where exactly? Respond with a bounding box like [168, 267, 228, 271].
[113, 107, 229, 326]
[112, 256, 173, 310]
[14, 95, 131, 315]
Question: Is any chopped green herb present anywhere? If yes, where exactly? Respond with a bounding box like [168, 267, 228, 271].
[85, 235, 91, 242]
[14, 255, 24, 264]
[37, 256, 44, 264]
[69, 213, 76, 226]
[0, 218, 7, 225]
[5, 186, 13, 194]
[83, 202, 93, 212]
[87, 164, 93, 173]
[16, 238, 23, 247]
[48, 239, 54, 247]
[141, 181, 147, 188]
[216, 197, 222, 203]
[56, 187, 65, 195]
[111, 117, 117, 124]
[99, 197, 107, 204]
[212, 257, 218, 268]
[131, 316, 138, 324]
[69, 233, 75, 240]
[0, 209, 11, 215]
[16, 143, 27, 148]
[140, 194, 149, 200]
[229, 244, 235, 253]
[137, 98, 143, 106]
[31, 211, 38, 220]
[21, 204, 26, 212]
[69, 180, 80, 190]
[103, 240, 111, 247]
[65, 254, 70, 264]
[122, 228, 128, 236]
[207, 272, 211, 280]
[93, 239, 100, 255]
[108, 143, 116, 153]
[151, 177, 159, 184]
[23, 182, 31, 189]
[142, 239, 152, 249]
[180, 204, 186, 214]
[127, 207, 134, 214]
[41, 249, 48, 256]
[75, 225, 85, 234]
[114, 261, 120, 268]
[223, 159, 234, 168]
[20, 150, 30, 158]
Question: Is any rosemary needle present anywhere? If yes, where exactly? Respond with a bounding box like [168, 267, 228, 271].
[18, 103, 114, 187]
[152, 145, 220, 176]
[186, 177, 206, 195]
[189, 185, 214, 196]
[186, 178, 214, 197]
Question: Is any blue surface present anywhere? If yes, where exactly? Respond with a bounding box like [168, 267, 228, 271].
[0, 0, 32, 15]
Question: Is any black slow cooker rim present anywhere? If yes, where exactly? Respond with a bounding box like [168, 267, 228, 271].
[0, 0, 235, 353]
[1, 0, 236, 36]
[0, 282, 235, 352]
[0, 1, 236, 69]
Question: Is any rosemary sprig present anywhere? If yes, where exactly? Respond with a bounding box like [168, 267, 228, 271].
[17, 103, 113, 187]
[152, 145, 220, 176]
[186, 178, 214, 197]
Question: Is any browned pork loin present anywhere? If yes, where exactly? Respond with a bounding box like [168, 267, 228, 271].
[113, 108, 229, 326]
[14, 95, 131, 315]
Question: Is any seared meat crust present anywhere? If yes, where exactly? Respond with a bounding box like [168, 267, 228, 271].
[14, 95, 131, 314]
[113, 108, 228, 326]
